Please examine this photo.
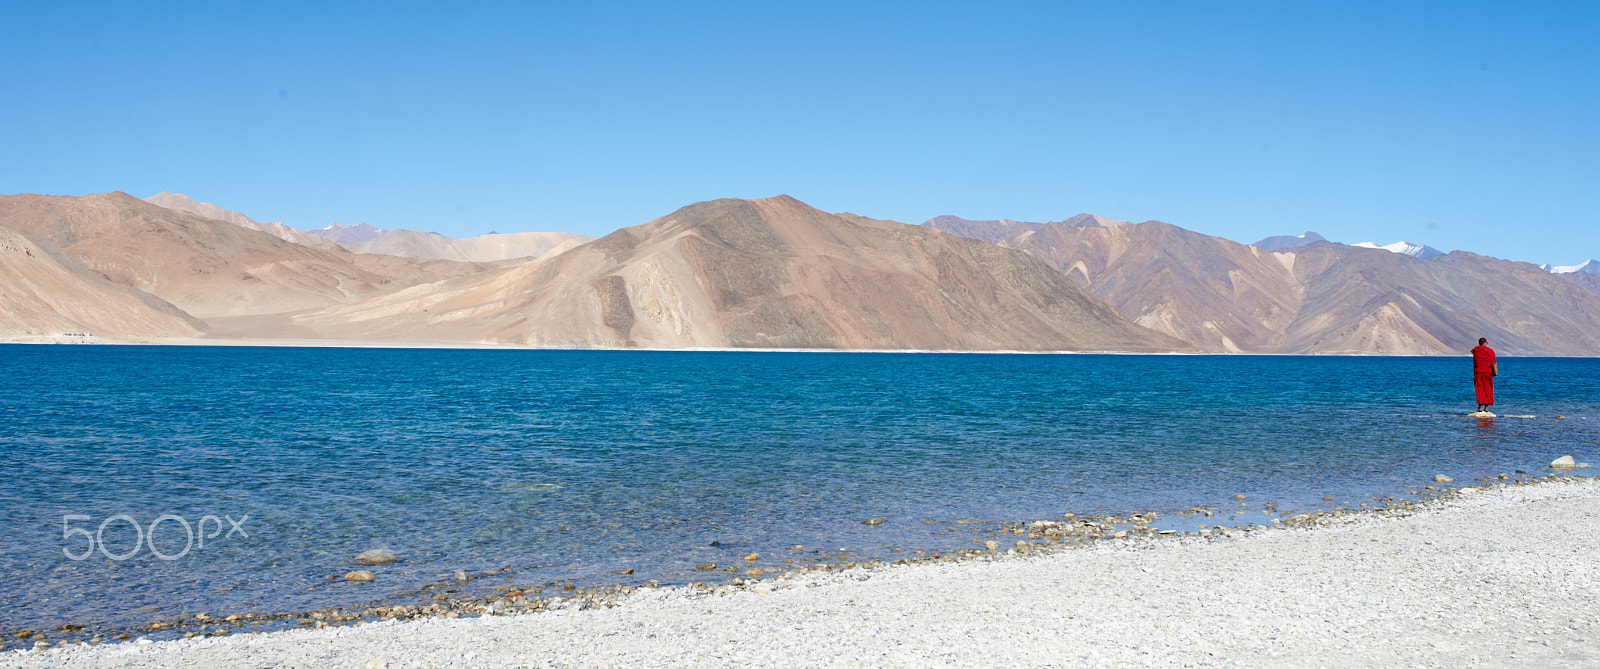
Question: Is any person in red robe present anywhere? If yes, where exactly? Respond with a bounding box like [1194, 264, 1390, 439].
[1472, 337, 1497, 413]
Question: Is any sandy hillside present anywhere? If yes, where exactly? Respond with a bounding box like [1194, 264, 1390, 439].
[0, 225, 204, 338]
[0, 192, 497, 321]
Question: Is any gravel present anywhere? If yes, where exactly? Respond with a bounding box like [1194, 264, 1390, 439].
[8, 478, 1599, 668]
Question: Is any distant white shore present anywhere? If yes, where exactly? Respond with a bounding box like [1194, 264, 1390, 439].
[0, 335, 1203, 354]
[10, 477, 1598, 668]
[13, 336, 1598, 356]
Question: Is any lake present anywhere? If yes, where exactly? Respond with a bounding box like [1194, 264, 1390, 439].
[2, 345, 1596, 637]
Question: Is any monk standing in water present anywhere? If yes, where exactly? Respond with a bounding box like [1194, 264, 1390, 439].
[1472, 338, 1497, 414]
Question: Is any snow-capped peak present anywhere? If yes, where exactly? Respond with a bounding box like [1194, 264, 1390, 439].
[1352, 241, 1444, 259]
[1542, 259, 1600, 274]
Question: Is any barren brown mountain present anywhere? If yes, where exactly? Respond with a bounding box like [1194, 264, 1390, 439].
[0, 192, 496, 320]
[295, 196, 1188, 351]
[0, 225, 204, 338]
[929, 216, 1600, 356]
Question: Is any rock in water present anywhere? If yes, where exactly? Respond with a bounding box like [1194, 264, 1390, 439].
[354, 549, 399, 564]
[453, 569, 469, 583]
[1469, 411, 1496, 418]
[863, 518, 887, 526]
[345, 570, 376, 582]
[1552, 456, 1577, 468]
[1434, 474, 1453, 483]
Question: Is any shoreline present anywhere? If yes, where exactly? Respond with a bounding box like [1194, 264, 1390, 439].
[8, 475, 1598, 667]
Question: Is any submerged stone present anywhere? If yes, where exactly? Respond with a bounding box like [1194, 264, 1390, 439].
[354, 549, 399, 565]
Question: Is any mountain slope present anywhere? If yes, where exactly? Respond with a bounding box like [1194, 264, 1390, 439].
[0, 192, 495, 319]
[295, 196, 1189, 351]
[1000, 219, 1302, 353]
[0, 225, 205, 338]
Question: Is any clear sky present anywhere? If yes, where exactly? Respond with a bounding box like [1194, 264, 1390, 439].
[2, 1, 1595, 265]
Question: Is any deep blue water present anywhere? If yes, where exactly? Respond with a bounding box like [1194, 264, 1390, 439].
[2, 345, 1597, 635]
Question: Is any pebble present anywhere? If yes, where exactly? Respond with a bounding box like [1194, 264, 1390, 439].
[345, 571, 376, 582]
[863, 518, 887, 526]
[1434, 474, 1453, 483]
[454, 570, 469, 583]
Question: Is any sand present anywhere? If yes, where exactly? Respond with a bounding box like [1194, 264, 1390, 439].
[6, 477, 1598, 668]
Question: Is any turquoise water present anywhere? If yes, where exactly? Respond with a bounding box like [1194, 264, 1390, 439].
[2, 345, 1597, 636]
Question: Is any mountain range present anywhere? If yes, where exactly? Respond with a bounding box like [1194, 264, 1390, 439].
[3, 191, 1598, 355]
[926, 216, 1600, 355]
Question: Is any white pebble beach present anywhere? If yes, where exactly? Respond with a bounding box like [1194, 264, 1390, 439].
[7, 477, 1599, 668]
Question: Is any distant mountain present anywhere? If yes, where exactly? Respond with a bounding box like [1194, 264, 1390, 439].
[0, 225, 204, 339]
[295, 196, 1190, 352]
[0, 192, 494, 320]
[921, 216, 1044, 243]
[1352, 241, 1445, 259]
[921, 214, 1130, 244]
[1251, 231, 1328, 252]
[1542, 259, 1600, 274]
[145, 192, 338, 249]
[1544, 260, 1600, 294]
[308, 221, 385, 245]
[148, 195, 593, 263]
[351, 229, 595, 263]
[930, 216, 1600, 355]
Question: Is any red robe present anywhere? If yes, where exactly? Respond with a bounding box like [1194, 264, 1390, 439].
[1472, 345, 1496, 405]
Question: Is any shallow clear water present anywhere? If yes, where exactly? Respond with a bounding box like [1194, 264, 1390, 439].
[2, 345, 1597, 635]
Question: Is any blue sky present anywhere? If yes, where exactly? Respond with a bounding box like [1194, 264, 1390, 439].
[2, 2, 1595, 264]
